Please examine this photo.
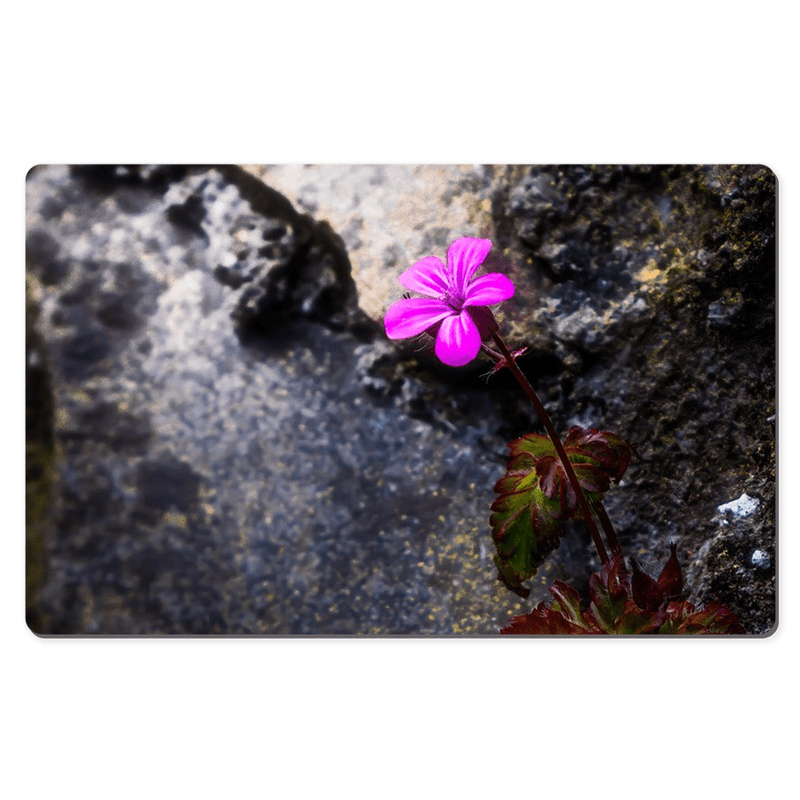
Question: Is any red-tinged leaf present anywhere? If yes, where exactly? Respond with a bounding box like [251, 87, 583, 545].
[491, 427, 633, 593]
[518, 428, 630, 519]
[500, 611, 546, 634]
[612, 600, 668, 634]
[601, 550, 631, 602]
[535, 458, 611, 523]
[587, 589, 622, 634]
[492, 467, 536, 501]
[656, 601, 697, 634]
[630, 559, 666, 612]
[535, 455, 572, 512]
[512, 432, 558, 459]
[548, 580, 587, 623]
[563, 427, 633, 483]
[501, 607, 594, 635]
[500, 581, 596, 635]
[572, 462, 612, 494]
[656, 543, 683, 599]
[502, 552, 747, 635]
[490, 466, 565, 596]
[671, 602, 746, 635]
[587, 551, 631, 632]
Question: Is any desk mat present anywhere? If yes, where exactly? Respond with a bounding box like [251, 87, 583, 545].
[25, 164, 776, 635]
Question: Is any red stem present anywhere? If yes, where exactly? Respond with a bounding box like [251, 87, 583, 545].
[491, 334, 609, 565]
[592, 498, 620, 554]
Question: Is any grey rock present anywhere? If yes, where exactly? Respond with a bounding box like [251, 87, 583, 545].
[25, 165, 532, 635]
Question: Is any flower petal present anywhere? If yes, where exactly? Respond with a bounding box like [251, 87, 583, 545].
[434, 311, 482, 366]
[447, 237, 492, 292]
[384, 297, 452, 340]
[397, 256, 449, 297]
[462, 273, 516, 306]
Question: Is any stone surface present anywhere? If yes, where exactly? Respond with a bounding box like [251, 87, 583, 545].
[25, 165, 531, 634]
[26, 164, 776, 635]
[489, 165, 776, 633]
[243, 165, 497, 321]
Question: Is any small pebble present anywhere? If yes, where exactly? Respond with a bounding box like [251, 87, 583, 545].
[717, 493, 760, 518]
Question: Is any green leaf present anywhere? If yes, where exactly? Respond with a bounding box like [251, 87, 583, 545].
[517, 427, 631, 520]
[548, 580, 589, 625]
[490, 427, 633, 593]
[513, 432, 557, 458]
[489, 453, 564, 597]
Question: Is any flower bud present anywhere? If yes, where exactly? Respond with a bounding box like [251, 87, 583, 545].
[656, 543, 683, 600]
[630, 559, 665, 612]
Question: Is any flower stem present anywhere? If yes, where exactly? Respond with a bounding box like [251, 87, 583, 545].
[491, 334, 609, 565]
[592, 498, 620, 554]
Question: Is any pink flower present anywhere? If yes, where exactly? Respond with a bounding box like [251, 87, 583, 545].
[384, 237, 515, 367]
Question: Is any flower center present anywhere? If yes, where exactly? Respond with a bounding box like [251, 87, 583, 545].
[442, 288, 464, 313]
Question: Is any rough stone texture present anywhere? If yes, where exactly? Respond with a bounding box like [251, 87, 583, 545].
[25, 165, 533, 635]
[26, 164, 776, 635]
[242, 165, 497, 321]
[488, 165, 776, 633]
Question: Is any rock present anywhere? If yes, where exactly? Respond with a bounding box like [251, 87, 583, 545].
[243, 165, 499, 320]
[25, 165, 533, 634]
[716, 493, 761, 519]
[26, 163, 776, 635]
[493, 165, 776, 633]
